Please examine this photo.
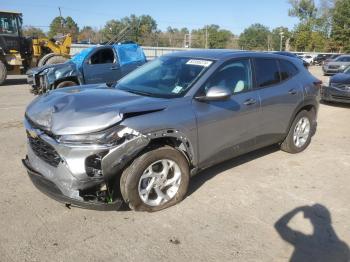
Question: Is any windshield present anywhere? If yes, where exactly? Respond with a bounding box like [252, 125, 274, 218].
[343, 67, 350, 74]
[0, 13, 19, 35]
[116, 56, 213, 98]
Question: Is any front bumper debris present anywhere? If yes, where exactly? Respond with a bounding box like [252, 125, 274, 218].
[22, 157, 123, 210]
[23, 118, 150, 210]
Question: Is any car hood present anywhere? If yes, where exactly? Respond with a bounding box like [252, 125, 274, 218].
[25, 85, 169, 135]
[26, 62, 70, 75]
[330, 73, 350, 84]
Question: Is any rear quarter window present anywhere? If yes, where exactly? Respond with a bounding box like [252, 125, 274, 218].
[279, 59, 299, 81]
[255, 58, 280, 87]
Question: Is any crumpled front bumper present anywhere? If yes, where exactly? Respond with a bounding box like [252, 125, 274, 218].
[321, 85, 350, 104]
[22, 157, 123, 210]
[23, 119, 150, 209]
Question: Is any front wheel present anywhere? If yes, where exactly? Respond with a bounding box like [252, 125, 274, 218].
[120, 146, 190, 212]
[280, 110, 315, 154]
[56, 80, 78, 89]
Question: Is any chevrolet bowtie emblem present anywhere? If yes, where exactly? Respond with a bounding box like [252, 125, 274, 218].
[27, 129, 38, 138]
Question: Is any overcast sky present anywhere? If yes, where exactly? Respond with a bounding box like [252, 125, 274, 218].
[3, 0, 300, 34]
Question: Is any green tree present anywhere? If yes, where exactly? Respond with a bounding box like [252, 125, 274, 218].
[191, 25, 233, 48]
[157, 27, 189, 47]
[22, 26, 46, 38]
[288, 0, 333, 51]
[78, 26, 102, 44]
[48, 16, 79, 41]
[101, 14, 157, 45]
[271, 27, 291, 51]
[238, 23, 270, 50]
[331, 0, 350, 52]
[309, 31, 327, 51]
[291, 24, 312, 51]
[288, 0, 318, 23]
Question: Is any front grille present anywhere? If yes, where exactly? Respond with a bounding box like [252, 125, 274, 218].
[27, 132, 62, 167]
[331, 83, 350, 91]
[331, 83, 346, 88]
[329, 65, 340, 69]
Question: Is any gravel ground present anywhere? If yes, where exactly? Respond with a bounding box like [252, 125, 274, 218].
[0, 67, 349, 262]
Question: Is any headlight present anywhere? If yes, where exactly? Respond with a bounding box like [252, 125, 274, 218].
[55, 70, 62, 79]
[39, 67, 53, 75]
[58, 126, 139, 146]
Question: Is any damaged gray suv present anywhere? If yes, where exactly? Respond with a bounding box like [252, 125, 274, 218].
[23, 50, 320, 212]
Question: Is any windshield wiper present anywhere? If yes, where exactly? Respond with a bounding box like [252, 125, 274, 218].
[123, 89, 156, 97]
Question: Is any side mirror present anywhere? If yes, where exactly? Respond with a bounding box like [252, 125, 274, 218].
[195, 86, 232, 101]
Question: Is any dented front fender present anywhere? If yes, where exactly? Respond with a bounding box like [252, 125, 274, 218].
[101, 134, 150, 179]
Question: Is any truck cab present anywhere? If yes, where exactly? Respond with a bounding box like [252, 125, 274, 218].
[0, 11, 32, 84]
[27, 43, 147, 94]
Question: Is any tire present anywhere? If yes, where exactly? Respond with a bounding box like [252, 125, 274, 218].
[38, 53, 55, 67]
[56, 80, 77, 89]
[45, 55, 68, 65]
[120, 146, 190, 212]
[0, 61, 7, 85]
[280, 110, 315, 154]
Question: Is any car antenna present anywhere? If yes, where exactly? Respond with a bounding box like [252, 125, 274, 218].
[105, 25, 131, 45]
[105, 20, 142, 45]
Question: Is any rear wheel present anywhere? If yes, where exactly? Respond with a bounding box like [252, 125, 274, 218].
[38, 53, 55, 67]
[0, 61, 6, 85]
[280, 110, 315, 153]
[120, 146, 190, 212]
[56, 80, 77, 89]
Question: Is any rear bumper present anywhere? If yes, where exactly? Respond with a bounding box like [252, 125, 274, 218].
[22, 157, 123, 211]
[321, 86, 350, 104]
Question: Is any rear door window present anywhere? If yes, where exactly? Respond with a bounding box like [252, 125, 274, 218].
[255, 58, 280, 87]
[279, 59, 299, 81]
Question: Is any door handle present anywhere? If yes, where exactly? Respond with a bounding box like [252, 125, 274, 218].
[243, 98, 257, 106]
[288, 89, 297, 95]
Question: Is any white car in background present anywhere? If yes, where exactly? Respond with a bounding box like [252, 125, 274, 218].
[299, 54, 314, 65]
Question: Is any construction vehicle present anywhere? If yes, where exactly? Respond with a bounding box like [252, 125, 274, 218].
[0, 10, 72, 85]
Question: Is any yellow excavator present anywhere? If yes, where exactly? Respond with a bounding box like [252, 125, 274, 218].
[0, 10, 72, 85]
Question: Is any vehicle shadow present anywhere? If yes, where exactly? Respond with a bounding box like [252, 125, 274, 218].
[188, 145, 279, 196]
[275, 204, 350, 262]
[320, 100, 350, 109]
[1, 76, 27, 86]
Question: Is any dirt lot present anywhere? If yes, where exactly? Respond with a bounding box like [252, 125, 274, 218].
[0, 67, 349, 262]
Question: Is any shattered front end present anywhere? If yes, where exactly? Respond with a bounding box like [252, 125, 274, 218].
[22, 118, 150, 210]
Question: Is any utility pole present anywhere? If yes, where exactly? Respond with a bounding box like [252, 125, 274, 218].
[279, 30, 284, 51]
[205, 25, 208, 49]
[58, 7, 64, 34]
[184, 33, 192, 48]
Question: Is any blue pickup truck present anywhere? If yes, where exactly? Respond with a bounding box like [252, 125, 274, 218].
[27, 43, 147, 94]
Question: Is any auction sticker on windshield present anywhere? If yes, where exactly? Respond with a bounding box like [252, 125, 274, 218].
[186, 59, 212, 67]
[172, 85, 183, 94]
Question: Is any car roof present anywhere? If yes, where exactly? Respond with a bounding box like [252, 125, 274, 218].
[164, 49, 292, 61]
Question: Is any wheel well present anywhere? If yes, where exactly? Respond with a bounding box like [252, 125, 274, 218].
[54, 77, 79, 87]
[146, 137, 193, 166]
[297, 104, 316, 115]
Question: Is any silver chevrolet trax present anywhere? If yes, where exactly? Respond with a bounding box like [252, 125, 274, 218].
[23, 50, 321, 212]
